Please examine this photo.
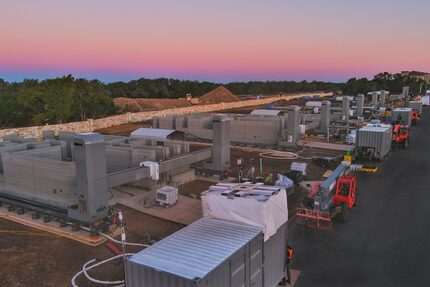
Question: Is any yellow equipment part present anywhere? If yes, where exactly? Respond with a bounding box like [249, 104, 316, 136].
[343, 155, 353, 162]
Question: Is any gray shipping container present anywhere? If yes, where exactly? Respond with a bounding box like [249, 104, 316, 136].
[409, 101, 423, 114]
[392, 108, 412, 126]
[356, 125, 392, 160]
[126, 218, 265, 287]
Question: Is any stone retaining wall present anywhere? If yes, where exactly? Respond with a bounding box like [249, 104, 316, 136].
[0, 92, 332, 138]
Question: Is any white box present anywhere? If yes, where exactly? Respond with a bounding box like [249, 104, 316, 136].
[291, 162, 307, 175]
[156, 186, 178, 207]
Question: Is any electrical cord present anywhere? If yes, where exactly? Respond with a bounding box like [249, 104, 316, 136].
[78, 225, 150, 247]
[71, 253, 135, 287]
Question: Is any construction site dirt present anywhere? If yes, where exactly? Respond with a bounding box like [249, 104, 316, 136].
[0, 206, 183, 287]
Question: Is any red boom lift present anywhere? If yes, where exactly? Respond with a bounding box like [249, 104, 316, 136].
[296, 164, 357, 231]
[392, 123, 409, 149]
[411, 110, 421, 126]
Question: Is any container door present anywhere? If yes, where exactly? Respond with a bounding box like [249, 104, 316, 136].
[231, 247, 246, 287]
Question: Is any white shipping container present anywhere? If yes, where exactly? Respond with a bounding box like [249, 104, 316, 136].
[299, 124, 306, 135]
[291, 162, 307, 175]
[422, 95, 430, 106]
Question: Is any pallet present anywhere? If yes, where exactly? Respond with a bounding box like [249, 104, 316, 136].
[0, 206, 121, 246]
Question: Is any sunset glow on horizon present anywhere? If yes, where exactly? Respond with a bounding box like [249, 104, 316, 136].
[1, 0, 429, 83]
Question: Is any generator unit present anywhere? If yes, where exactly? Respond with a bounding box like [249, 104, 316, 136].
[155, 186, 178, 207]
[409, 101, 423, 114]
[392, 108, 412, 126]
[127, 183, 289, 287]
[291, 162, 307, 176]
[356, 124, 392, 161]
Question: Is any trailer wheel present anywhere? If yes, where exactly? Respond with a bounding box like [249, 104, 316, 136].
[335, 202, 348, 223]
[402, 139, 409, 149]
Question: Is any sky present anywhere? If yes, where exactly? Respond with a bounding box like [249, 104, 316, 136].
[0, 0, 429, 83]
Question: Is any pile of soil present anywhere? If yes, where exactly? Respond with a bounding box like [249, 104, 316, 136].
[114, 97, 191, 112]
[95, 120, 152, 136]
[198, 86, 240, 104]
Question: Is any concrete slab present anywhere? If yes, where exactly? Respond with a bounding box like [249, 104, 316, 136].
[118, 194, 202, 225]
[299, 140, 354, 151]
[277, 269, 301, 286]
[0, 206, 121, 246]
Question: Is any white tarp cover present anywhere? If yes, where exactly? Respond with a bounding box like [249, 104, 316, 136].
[201, 184, 288, 241]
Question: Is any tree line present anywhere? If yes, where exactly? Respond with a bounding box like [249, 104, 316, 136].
[342, 72, 427, 95]
[0, 72, 427, 128]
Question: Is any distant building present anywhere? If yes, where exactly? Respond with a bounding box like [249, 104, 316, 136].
[401, 71, 430, 83]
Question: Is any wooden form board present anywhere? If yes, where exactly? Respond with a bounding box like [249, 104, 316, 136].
[0, 206, 121, 246]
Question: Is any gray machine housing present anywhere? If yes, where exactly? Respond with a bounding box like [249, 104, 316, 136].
[409, 101, 423, 114]
[0, 129, 228, 224]
[67, 133, 108, 223]
[356, 125, 392, 160]
[154, 106, 303, 147]
[356, 94, 364, 117]
[392, 108, 412, 126]
[126, 218, 288, 287]
[203, 114, 231, 172]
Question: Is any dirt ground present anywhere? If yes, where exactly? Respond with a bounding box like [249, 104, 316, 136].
[178, 180, 213, 199]
[0, 205, 183, 287]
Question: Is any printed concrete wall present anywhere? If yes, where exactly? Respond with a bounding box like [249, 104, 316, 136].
[0, 92, 332, 138]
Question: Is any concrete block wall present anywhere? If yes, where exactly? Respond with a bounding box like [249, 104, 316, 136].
[0, 92, 332, 138]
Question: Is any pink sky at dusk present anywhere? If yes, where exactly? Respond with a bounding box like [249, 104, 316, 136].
[1, 0, 429, 82]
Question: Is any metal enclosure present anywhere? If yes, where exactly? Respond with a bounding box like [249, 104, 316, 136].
[403, 86, 410, 106]
[263, 222, 288, 287]
[409, 101, 423, 114]
[356, 125, 392, 159]
[204, 114, 231, 172]
[201, 183, 289, 287]
[371, 92, 378, 109]
[68, 133, 108, 223]
[154, 109, 305, 147]
[342, 96, 350, 120]
[126, 218, 264, 287]
[319, 100, 331, 132]
[356, 94, 364, 117]
[284, 105, 300, 146]
[380, 91, 386, 108]
[392, 108, 412, 126]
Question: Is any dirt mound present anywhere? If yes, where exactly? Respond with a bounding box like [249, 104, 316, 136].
[114, 97, 191, 112]
[198, 86, 240, 104]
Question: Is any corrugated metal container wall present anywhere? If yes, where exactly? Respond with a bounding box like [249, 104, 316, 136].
[392, 109, 412, 126]
[263, 222, 287, 287]
[357, 126, 392, 159]
[126, 218, 264, 287]
[409, 101, 423, 114]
